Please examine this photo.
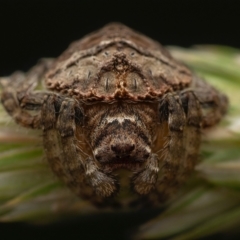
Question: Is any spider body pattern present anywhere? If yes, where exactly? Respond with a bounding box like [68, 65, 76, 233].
[0, 23, 228, 206]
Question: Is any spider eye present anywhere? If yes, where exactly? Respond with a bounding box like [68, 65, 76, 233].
[97, 72, 116, 94]
[125, 72, 144, 93]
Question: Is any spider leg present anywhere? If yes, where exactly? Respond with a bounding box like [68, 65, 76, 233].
[156, 94, 187, 201]
[84, 157, 118, 198]
[1, 89, 42, 128]
[131, 154, 159, 195]
[0, 59, 54, 128]
[191, 75, 228, 127]
[153, 92, 202, 202]
[181, 91, 202, 174]
[55, 99, 118, 200]
[54, 98, 94, 199]
[42, 95, 94, 200]
[42, 95, 69, 183]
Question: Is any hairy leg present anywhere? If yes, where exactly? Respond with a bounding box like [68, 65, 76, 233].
[181, 91, 202, 175]
[42, 95, 68, 182]
[55, 99, 118, 202]
[131, 154, 159, 195]
[0, 59, 54, 128]
[42, 95, 96, 201]
[148, 92, 202, 204]
[156, 94, 187, 201]
[191, 76, 228, 127]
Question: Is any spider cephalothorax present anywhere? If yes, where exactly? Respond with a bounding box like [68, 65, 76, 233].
[0, 23, 228, 206]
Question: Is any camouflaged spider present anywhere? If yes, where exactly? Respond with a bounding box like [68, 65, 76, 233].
[0, 23, 228, 206]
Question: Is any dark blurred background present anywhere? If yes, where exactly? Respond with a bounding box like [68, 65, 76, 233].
[1, 0, 240, 76]
[1, 0, 240, 239]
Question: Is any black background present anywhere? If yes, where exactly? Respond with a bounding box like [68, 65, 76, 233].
[1, 1, 240, 239]
[1, 0, 240, 76]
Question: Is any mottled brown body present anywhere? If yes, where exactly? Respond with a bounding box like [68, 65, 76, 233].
[0, 23, 228, 206]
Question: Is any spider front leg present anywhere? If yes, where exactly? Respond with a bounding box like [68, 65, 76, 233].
[54, 98, 118, 200]
[41, 95, 68, 183]
[154, 92, 202, 202]
[156, 94, 188, 201]
[42, 95, 94, 200]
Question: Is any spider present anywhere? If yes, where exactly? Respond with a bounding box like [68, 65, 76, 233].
[0, 23, 228, 206]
